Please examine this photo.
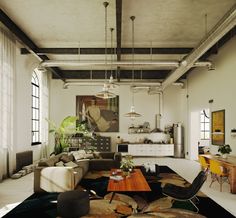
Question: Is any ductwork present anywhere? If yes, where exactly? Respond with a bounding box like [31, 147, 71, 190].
[161, 3, 236, 90]
[39, 60, 212, 69]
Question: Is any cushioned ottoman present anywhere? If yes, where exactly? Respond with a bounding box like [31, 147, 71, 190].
[57, 190, 89, 218]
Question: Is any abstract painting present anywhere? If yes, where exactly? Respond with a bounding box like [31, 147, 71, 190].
[76, 96, 119, 132]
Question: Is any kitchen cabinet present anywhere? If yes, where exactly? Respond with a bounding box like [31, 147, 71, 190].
[117, 143, 174, 157]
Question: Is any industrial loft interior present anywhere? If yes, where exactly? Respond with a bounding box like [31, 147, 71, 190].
[0, 1, 236, 218]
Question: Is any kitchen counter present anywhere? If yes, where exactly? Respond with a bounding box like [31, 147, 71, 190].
[117, 143, 174, 157]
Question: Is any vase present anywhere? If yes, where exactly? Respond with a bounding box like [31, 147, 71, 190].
[222, 154, 228, 159]
[122, 170, 131, 178]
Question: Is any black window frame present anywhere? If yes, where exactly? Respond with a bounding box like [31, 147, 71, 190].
[200, 109, 210, 140]
[31, 71, 41, 145]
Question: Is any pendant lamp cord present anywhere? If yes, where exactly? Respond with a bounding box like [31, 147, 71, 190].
[205, 13, 208, 37]
[104, 2, 109, 81]
[110, 28, 114, 78]
[131, 16, 135, 107]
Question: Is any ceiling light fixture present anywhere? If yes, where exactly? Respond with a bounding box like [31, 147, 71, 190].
[95, 2, 116, 99]
[124, 16, 141, 119]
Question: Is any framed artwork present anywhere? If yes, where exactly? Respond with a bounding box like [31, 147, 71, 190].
[211, 109, 225, 145]
[76, 95, 119, 132]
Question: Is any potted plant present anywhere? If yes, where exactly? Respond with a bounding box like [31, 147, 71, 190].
[218, 144, 232, 158]
[47, 116, 93, 154]
[120, 155, 134, 177]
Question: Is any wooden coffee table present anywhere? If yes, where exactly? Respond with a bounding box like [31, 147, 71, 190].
[107, 168, 151, 203]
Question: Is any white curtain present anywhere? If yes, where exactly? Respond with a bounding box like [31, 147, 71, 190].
[37, 69, 49, 158]
[0, 28, 16, 181]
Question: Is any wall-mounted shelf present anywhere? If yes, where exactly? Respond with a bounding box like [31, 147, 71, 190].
[212, 132, 224, 135]
[231, 129, 236, 137]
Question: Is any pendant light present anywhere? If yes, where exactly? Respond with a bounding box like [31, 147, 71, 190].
[108, 27, 119, 89]
[95, 2, 116, 99]
[124, 16, 141, 119]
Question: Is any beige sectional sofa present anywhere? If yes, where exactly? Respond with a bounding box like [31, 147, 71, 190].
[34, 151, 121, 192]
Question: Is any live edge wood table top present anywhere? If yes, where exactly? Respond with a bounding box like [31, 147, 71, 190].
[201, 154, 236, 194]
[107, 169, 151, 192]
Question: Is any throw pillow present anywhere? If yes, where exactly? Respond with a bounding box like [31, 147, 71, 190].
[64, 161, 78, 168]
[55, 161, 64, 166]
[93, 152, 102, 159]
[11, 173, 22, 179]
[71, 150, 87, 161]
[84, 153, 94, 159]
[60, 154, 74, 163]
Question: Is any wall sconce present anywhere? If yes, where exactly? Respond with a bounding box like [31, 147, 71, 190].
[231, 129, 236, 137]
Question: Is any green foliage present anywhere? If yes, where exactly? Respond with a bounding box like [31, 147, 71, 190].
[218, 144, 232, 154]
[46, 116, 92, 154]
[120, 155, 134, 172]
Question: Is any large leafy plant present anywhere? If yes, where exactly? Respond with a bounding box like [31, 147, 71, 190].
[47, 116, 92, 154]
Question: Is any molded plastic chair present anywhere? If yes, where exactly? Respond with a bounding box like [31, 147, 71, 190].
[209, 159, 229, 192]
[162, 169, 208, 213]
[198, 155, 209, 171]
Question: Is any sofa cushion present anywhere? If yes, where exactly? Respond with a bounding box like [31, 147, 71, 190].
[71, 150, 87, 161]
[38, 153, 63, 167]
[75, 159, 89, 176]
[60, 154, 74, 163]
[55, 161, 64, 166]
[93, 152, 102, 159]
[64, 161, 78, 168]
[38, 156, 59, 167]
[89, 159, 118, 171]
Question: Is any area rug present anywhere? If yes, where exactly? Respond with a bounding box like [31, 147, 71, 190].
[2, 166, 235, 218]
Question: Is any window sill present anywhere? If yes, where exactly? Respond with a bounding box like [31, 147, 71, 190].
[31, 142, 42, 146]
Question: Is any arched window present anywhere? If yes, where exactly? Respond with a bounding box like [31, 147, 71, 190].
[31, 71, 40, 145]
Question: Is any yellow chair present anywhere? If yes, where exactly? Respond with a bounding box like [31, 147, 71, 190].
[209, 159, 229, 192]
[198, 155, 209, 171]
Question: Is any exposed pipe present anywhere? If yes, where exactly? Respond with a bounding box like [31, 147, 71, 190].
[40, 59, 212, 69]
[162, 3, 236, 90]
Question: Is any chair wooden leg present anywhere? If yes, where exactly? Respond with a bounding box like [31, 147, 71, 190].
[220, 177, 222, 192]
[209, 173, 216, 187]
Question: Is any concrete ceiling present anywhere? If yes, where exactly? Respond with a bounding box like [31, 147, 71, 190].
[0, 0, 236, 85]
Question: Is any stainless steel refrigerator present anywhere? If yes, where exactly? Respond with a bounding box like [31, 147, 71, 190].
[173, 123, 185, 158]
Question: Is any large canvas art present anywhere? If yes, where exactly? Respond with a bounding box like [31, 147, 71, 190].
[76, 96, 119, 132]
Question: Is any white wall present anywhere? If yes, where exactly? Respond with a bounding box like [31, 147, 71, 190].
[49, 80, 184, 151]
[187, 37, 236, 157]
[14, 45, 42, 162]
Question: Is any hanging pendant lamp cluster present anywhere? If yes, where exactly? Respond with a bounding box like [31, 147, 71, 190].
[95, 2, 116, 99]
[124, 16, 142, 119]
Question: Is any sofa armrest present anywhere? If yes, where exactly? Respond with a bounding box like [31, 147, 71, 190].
[40, 167, 81, 192]
[34, 167, 46, 193]
[114, 152, 122, 162]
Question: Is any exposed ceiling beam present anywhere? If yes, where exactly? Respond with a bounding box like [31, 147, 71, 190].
[0, 9, 65, 82]
[162, 3, 236, 90]
[52, 69, 188, 80]
[20, 47, 194, 55]
[200, 25, 236, 60]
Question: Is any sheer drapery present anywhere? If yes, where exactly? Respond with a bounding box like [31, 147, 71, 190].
[0, 28, 16, 181]
[38, 69, 49, 158]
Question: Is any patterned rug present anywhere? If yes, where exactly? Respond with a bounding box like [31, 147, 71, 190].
[2, 166, 235, 218]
